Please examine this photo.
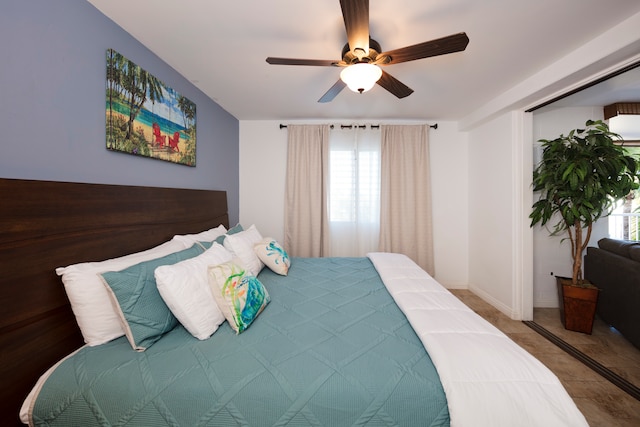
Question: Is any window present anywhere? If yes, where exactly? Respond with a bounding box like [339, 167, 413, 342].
[608, 117, 640, 240]
[328, 127, 381, 256]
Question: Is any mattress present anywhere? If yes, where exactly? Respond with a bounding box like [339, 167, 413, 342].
[25, 257, 450, 426]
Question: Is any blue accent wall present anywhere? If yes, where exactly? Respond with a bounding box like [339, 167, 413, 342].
[1, 0, 240, 225]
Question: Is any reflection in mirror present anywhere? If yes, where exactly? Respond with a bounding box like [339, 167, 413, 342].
[530, 60, 640, 397]
[608, 110, 640, 143]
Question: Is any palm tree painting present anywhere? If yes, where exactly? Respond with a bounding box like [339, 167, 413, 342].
[106, 49, 196, 166]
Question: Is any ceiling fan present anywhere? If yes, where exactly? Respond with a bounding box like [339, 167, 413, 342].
[266, 0, 469, 103]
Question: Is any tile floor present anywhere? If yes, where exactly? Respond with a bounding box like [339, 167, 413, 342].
[450, 289, 640, 427]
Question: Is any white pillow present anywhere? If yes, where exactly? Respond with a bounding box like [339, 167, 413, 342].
[172, 224, 227, 245]
[222, 224, 265, 276]
[56, 239, 190, 346]
[155, 243, 232, 340]
[254, 238, 291, 275]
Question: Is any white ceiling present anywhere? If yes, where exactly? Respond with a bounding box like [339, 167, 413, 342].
[87, 0, 640, 122]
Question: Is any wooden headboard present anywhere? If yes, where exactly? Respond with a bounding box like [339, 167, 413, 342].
[0, 178, 229, 425]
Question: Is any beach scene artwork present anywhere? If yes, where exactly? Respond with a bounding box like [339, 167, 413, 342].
[106, 49, 196, 166]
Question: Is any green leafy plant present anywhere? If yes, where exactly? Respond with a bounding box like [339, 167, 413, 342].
[530, 119, 639, 286]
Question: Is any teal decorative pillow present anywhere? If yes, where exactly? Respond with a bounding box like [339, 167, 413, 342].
[208, 262, 270, 334]
[254, 238, 290, 275]
[214, 223, 244, 245]
[101, 244, 205, 351]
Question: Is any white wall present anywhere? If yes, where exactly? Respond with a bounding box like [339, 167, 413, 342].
[239, 119, 470, 288]
[428, 122, 470, 288]
[467, 113, 517, 314]
[465, 111, 534, 320]
[531, 107, 609, 307]
[238, 121, 287, 240]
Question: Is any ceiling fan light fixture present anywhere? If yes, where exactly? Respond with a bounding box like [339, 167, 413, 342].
[340, 63, 382, 94]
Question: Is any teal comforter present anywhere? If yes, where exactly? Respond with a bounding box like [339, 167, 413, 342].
[30, 258, 449, 426]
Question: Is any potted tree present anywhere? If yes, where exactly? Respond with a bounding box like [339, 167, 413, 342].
[530, 119, 639, 333]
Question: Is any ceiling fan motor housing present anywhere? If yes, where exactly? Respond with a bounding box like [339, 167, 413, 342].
[342, 38, 383, 64]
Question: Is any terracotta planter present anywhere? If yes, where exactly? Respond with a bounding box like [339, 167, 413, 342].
[556, 276, 599, 334]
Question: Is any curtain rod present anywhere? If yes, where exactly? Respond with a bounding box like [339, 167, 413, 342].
[279, 123, 438, 130]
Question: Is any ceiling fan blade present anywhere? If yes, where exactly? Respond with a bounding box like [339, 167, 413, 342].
[377, 70, 413, 99]
[318, 80, 347, 103]
[381, 32, 469, 65]
[266, 57, 339, 66]
[340, 0, 369, 56]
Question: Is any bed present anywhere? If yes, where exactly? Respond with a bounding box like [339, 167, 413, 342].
[0, 178, 588, 426]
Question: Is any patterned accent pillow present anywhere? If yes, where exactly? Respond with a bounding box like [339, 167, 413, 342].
[101, 244, 205, 351]
[208, 262, 270, 334]
[254, 238, 290, 276]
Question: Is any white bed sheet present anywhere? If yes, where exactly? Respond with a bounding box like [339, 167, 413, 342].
[367, 252, 588, 427]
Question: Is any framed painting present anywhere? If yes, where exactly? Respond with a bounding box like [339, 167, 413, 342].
[106, 49, 196, 166]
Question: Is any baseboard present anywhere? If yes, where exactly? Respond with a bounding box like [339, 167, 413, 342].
[467, 284, 518, 319]
[533, 298, 559, 308]
[443, 284, 469, 290]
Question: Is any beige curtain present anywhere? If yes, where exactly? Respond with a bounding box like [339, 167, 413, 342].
[379, 124, 435, 275]
[284, 124, 330, 257]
